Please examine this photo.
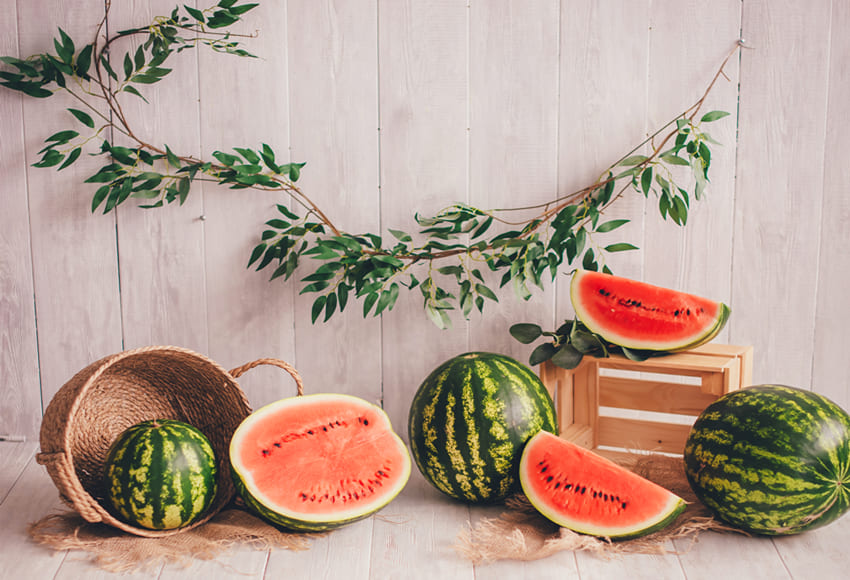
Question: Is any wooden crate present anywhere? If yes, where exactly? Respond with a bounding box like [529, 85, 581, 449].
[539, 343, 753, 457]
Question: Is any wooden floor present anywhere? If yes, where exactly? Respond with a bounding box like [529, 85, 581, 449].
[1, 441, 847, 579]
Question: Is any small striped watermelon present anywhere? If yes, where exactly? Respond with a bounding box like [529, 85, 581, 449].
[104, 419, 218, 530]
[684, 385, 850, 535]
[408, 352, 557, 504]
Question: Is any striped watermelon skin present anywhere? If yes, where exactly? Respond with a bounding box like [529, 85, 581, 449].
[684, 385, 850, 535]
[408, 352, 557, 504]
[105, 419, 218, 530]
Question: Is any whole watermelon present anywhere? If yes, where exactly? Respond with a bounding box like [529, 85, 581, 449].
[684, 385, 850, 535]
[408, 352, 557, 504]
[104, 419, 218, 530]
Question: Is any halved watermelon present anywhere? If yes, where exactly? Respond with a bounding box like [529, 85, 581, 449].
[230, 393, 411, 531]
[519, 431, 685, 539]
[570, 270, 730, 351]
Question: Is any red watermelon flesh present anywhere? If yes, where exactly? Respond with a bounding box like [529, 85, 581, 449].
[519, 431, 685, 539]
[570, 269, 730, 351]
[230, 394, 410, 531]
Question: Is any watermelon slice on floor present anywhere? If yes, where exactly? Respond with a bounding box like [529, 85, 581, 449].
[519, 431, 686, 540]
[230, 393, 411, 531]
[570, 269, 730, 352]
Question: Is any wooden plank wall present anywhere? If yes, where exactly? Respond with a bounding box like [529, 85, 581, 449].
[1, 0, 848, 441]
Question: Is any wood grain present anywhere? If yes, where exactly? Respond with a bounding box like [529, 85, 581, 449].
[0, 0, 41, 440]
[17, 0, 124, 413]
[733, 0, 831, 389]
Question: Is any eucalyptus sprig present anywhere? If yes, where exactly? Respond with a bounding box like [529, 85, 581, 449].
[509, 319, 661, 370]
[1, 1, 741, 328]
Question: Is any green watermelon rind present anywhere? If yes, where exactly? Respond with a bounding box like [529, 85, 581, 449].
[104, 419, 218, 531]
[570, 270, 730, 352]
[230, 393, 412, 532]
[684, 385, 850, 535]
[519, 432, 686, 541]
[408, 352, 558, 504]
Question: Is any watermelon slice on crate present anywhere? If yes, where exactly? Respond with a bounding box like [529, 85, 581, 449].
[570, 269, 730, 352]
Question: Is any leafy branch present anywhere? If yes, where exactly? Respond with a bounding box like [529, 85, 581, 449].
[1, 1, 740, 328]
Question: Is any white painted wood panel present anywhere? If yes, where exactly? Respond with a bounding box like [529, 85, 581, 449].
[733, 0, 831, 390]
[0, 0, 41, 440]
[16, 0, 124, 412]
[286, 0, 383, 406]
[812, 0, 850, 411]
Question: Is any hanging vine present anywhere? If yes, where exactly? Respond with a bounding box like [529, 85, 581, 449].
[0, 0, 739, 328]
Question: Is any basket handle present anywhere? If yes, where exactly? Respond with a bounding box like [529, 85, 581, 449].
[228, 358, 305, 396]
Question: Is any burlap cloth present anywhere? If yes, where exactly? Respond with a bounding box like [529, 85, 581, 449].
[29, 453, 740, 572]
[453, 452, 744, 563]
[28, 504, 316, 573]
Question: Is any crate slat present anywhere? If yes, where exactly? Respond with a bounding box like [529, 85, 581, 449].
[539, 344, 753, 456]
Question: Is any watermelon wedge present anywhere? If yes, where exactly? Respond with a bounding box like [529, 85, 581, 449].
[570, 270, 730, 352]
[519, 431, 686, 539]
[230, 393, 411, 531]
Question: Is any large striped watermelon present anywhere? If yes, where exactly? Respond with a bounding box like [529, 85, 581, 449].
[104, 419, 218, 530]
[684, 385, 850, 535]
[408, 352, 557, 504]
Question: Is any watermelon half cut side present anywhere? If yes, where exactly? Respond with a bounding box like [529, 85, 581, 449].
[230, 393, 411, 532]
[570, 269, 730, 352]
[519, 431, 686, 540]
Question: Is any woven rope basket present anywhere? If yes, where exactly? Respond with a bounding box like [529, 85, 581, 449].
[36, 345, 304, 538]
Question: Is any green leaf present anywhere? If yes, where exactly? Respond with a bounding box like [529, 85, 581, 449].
[621, 347, 653, 362]
[32, 149, 64, 168]
[134, 44, 145, 71]
[323, 292, 337, 322]
[509, 323, 542, 344]
[594, 218, 629, 234]
[212, 150, 240, 166]
[550, 343, 583, 369]
[640, 166, 653, 196]
[288, 162, 305, 182]
[58, 147, 82, 170]
[54, 28, 75, 65]
[619, 154, 648, 166]
[123, 53, 133, 78]
[659, 151, 690, 166]
[165, 145, 181, 169]
[91, 185, 110, 212]
[75, 43, 93, 76]
[184, 5, 206, 22]
[68, 108, 95, 128]
[45, 129, 79, 143]
[388, 228, 412, 243]
[177, 177, 190, 204]
[529, 342, 557, 366]
[700, 110, 730, 123]
[229, 3, 259, 15]
[122, 85, 149, 103]
[475, 283, 498, 302]
[604, 242, 639, 253]
[247, 243, 267, 267]
[207, 11, 240, 28]
[311, 295, 327, 324]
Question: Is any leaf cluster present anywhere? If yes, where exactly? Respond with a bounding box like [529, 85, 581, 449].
[509, 320, 661, 370]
